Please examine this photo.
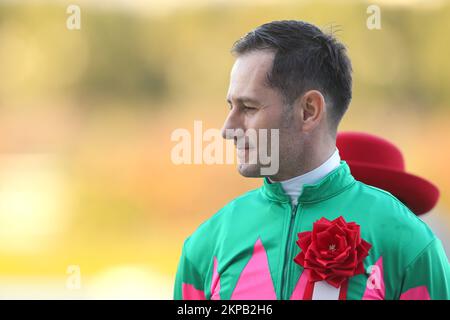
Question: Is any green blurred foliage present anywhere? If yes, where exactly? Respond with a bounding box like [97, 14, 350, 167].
[0, 1, 449, 110]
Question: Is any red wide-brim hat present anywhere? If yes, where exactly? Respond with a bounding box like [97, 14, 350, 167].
[337, 132, 439, 215]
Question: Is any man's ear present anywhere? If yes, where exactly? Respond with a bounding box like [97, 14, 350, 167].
[299, 90, 325, 132]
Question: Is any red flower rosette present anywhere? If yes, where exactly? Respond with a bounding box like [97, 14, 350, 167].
[294, 216, 372, 288]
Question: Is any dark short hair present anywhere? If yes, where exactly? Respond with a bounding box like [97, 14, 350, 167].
[231, 20, 352, 129]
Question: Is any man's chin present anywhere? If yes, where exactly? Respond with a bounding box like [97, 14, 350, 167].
[237, 163, 262, 178]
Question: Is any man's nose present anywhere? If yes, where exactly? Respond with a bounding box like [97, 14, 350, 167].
[221, 109, 244, 140]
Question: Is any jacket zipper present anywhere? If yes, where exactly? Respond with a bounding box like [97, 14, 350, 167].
[280, 203, 298, 299]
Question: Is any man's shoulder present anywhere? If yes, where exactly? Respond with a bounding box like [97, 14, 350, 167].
[354, 180, 431, 225]
[352, 180, 436, 258]
[197, 186, 259, 226]
[354, 180, 422, 218]
[183, 187, 262, 258]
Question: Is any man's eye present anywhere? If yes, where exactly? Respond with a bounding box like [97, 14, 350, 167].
[243, 106, 256, 111]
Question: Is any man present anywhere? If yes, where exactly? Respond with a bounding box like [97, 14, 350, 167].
[173, 20, 450, 300]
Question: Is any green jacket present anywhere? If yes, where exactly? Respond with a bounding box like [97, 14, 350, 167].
[174, 161, 450, 300]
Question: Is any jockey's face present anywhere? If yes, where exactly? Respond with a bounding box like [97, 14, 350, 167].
[222, 49, 305, 179]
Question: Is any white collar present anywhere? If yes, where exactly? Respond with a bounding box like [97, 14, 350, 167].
[268, 149, 341, 205]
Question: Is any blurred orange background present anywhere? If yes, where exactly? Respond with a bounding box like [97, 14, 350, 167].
[0, 0, 449, 299]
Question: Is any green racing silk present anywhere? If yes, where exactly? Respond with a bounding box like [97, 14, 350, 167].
[174, 161, 450, 300]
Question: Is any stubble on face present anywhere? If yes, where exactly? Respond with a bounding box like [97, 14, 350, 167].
[225, 50, 302, 179]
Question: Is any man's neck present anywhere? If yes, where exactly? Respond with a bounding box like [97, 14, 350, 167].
[268, 148, 341, 205]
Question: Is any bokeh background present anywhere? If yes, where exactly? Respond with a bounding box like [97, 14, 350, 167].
[0, 0, 449, 299]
